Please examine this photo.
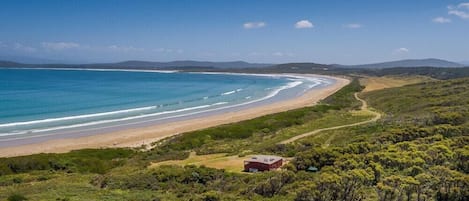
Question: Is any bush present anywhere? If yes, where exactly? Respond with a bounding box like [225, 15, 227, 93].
[202, 191, 220, 201]
[8, 193, 27, 201]
[0, 148, 134, 176]
[254, 171, 296, 197]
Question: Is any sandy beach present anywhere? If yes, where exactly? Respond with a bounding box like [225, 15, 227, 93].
[0, 74, 349, 157]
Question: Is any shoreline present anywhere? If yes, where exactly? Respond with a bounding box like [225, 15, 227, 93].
[0, 74, 349, 157]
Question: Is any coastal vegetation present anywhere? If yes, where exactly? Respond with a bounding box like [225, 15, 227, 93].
[0, 76, 468, 200]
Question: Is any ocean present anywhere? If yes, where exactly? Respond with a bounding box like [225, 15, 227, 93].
[0, 68, 333, 146]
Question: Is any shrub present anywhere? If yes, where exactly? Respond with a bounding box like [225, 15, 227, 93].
[8, 193, 27, 201]
[0, 148, 134, 176]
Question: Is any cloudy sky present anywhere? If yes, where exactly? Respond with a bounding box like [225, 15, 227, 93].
[0, 0, 468, 64]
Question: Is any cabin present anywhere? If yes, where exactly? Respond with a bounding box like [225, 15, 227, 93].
[244, 155, 283, 172]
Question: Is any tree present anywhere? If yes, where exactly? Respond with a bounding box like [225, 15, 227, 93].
[415, 173, 436, 201]
[254, 171, 296, 197]
[294, 148, 339, 170]
[377, 175, 419, 201]
[426, 145, 454, 165]
[339, 169, 373, 201]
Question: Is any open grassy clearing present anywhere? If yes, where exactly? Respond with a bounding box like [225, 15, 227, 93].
[359, 75, 434, 92]
[150, 152, 249, 172]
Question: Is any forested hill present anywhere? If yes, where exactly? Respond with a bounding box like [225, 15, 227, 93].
[338, 58, 463, 68]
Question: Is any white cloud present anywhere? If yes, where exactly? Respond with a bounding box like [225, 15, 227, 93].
[449, 10, 469, 19]
[458, 2, 469, 9]
[344, 23, 362, 29]
[108, 45, 144, 52]
[243, 22, 266, 29]
[42, 42, 80, 50]
[295, 20, 314, 29]
[13, 43, 36, 52]
[0, 41, 5, 48]
[448, 2, 469, 19]
[432, 17, 452, 23]
[393, 47, 409, 54]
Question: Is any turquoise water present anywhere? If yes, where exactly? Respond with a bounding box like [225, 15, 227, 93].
[0, 68, 329, 141]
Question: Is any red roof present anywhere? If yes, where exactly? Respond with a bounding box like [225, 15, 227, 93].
[244, 155, 283, 165]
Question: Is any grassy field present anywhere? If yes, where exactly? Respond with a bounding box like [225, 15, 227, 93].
[359, 75, 434, 92]
[150, 152, 249, 172]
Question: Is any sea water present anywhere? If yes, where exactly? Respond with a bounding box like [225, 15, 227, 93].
[0, 68, 331, 144]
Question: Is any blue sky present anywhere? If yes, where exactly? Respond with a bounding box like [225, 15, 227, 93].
[0, 0, 468, 64]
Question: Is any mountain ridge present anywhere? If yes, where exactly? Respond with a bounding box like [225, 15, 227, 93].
[0, 60, 272, 69]
[336, 58, 463, 69]
[0, 58, 465, 70]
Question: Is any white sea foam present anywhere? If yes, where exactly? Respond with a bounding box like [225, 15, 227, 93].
[0, 102, 228, 137]
[0, 105, 159, 128]
[221, 90, 236, 95]
[212, 102, 229, 106]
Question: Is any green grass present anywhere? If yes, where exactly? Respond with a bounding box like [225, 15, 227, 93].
[297, 123, 386, 147]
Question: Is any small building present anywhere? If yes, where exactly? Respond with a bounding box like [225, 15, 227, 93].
[244, 155, 283, 172]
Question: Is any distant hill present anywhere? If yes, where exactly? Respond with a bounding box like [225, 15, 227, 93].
[0, 55, 66, 64]
[337, 58, 463, 69]
[360, 67, 469, 80]
[109, 60, 271, 69]
[215, 62, 341, 74]
[0, 60, 24, 67]
[2, 59, 468, 78]
[0, 60, 272, 69]
[459, 60, 469, 66]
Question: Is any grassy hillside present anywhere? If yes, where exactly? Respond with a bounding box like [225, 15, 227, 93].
[359, 76, 435, 92]
[0, 78, 468, 200]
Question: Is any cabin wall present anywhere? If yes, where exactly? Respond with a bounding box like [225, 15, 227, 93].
[244, 159, 283, 172]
